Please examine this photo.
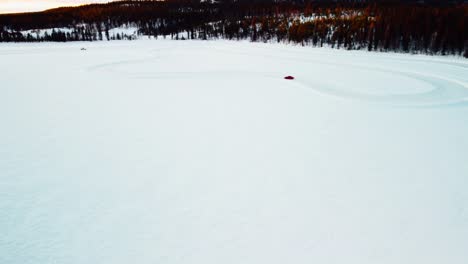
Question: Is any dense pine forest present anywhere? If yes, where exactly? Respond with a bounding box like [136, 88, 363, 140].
[0, 0, 466, 56]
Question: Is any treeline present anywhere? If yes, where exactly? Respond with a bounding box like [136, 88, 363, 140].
[0, 0, 466, 57]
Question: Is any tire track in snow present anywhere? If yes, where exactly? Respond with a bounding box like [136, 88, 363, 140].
[89, 42, 468, 107]
[211, 44, 468, 107]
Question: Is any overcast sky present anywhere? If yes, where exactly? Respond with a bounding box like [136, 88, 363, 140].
[0, 0, 110, 13]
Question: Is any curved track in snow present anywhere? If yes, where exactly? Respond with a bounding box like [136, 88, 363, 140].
[210, 44, 468, 107]
[89, 42, 468, 107]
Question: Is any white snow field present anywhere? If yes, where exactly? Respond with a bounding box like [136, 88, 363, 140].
[1, 40, 468, 264]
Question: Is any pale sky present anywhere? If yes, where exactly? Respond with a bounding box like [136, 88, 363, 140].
[0, 0, 110, 14]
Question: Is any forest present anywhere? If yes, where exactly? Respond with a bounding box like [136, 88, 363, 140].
[0, 0, 467, 57]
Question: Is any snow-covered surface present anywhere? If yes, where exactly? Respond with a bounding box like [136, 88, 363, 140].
[15, 26, 139, 40]
[107, 26, 139, 38]
[1, 40, 468, 264]
[20, 27, 74, 37]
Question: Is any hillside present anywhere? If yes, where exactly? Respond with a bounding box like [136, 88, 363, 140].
[0, 0, 466, 56]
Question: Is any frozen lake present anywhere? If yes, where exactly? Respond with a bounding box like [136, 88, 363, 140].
[1, 40, 468, 263]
